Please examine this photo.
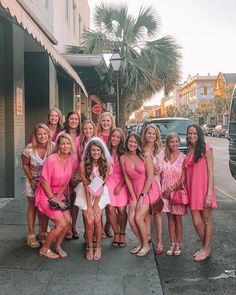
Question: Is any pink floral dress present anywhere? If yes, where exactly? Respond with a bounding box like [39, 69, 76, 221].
[161, 153, 187, 215]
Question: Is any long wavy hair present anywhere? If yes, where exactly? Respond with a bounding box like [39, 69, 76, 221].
[187, 124, 206, 162]
[46, 107, 64, 133]
[108, 128, 125, 158]
[142, 124, 163, 156]
[97, 112, 115, 135]
[125, 132, 143, 158]
[32, 123, 55, 155]
[165, 132, 180, 161]
[84, 140, 107, 183]
[64, 111, 80, 136]
[80, 120, 96, 150]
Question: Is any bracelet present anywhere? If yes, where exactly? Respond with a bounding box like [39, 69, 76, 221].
[169, 187, 173, 192]
[49, 194, 56, 200]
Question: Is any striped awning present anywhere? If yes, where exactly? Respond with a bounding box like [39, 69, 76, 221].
[0, 0, 88, 96]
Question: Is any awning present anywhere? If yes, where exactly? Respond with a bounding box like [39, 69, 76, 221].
[0, 0, 88, 97]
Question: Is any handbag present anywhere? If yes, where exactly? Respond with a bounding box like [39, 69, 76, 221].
[149, 197, 164, 215]
[48, 198, 70, 210]
[169, 183, 189, 206]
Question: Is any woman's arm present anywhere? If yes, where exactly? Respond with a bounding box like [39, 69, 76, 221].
[205, 149, 214, 205]
[22, 155, 37, 192]
[141, 153, 154, 195]
[120, 155, 137, 208]
[80, 162, 93, 209]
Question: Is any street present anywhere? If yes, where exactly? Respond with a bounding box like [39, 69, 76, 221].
[156, 136, 236, 294]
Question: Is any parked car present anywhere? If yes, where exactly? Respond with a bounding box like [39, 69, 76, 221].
[140, 117, 192, 154]
[229, 85, 236, 180]
[136, 123, 144, 136]
[212, 124, 228, 137]
[125, 123, 138, 134]
[202, 123, 216, 136]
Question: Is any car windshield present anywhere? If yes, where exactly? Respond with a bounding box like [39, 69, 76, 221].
[151, 120, 191, 136]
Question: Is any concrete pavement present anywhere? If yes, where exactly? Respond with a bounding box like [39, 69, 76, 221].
[0, 197, 163, 295]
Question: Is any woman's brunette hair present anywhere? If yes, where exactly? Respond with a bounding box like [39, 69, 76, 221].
[84, 140, 107, 182]
[108, 128, 125, 158]
[64, 111, 80, 136]
[125, 132, 142, 157]
[187, 124, 206, 162]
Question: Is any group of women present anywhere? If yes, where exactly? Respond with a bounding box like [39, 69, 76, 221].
[22, 108, 217, 262]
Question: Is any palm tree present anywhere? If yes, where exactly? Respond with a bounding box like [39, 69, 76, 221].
[66, 2, 182, 127]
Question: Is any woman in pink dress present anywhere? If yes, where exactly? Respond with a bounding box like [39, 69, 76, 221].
[106, 128, 129, 247]
[74, 139, 111, 261]
[161, 133, 187, 256]
[97, 112, 116, 237]
[120, 133, 161, 257]
[35, 134, 77, 259]
[142, 124, 164, 254]
[80, 120, 96, 156]
[22, 123, 55, 248]
[46, 107, 64, 142]
[56, 111, 81, 240]
[185, 124, 217, 262]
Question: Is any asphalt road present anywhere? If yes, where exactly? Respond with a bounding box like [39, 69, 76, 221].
[154, 136, 236, 295]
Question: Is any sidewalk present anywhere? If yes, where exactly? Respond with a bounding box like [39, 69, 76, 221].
[0, 197, 163, 295]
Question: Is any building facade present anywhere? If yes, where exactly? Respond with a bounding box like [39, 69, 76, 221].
[0, 0, 90, 198]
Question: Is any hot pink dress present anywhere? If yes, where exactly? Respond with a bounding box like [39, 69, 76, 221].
[124, 157, 160, 205]
[184, 145, 217, 210]
[35, 153, 77, 219]
[161, 153, 187, 215]
[107, 158, 129, 207]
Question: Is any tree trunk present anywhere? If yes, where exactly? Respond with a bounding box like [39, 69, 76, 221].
[118, 97, 128, 129]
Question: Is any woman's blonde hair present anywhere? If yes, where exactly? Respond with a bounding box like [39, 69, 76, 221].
[80, 119, 97, 148]
[142, 124, 163, 155]
[47, 107, 64, 132]
[97, 112, 116, 135]
[32, 123, 55, 155]
[55, 133, 76, 155]
[165, 132, 180, 161]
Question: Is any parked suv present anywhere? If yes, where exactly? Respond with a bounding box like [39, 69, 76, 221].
[140, 117, 192, 154]
[212, 124, 228, 137]
[202, 124, 216, 136]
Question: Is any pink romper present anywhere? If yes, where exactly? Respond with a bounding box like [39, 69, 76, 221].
[161, 153, 187, 215]
[107, 158, 129, 207]
[35, 153, 77, 219]
[184, 145, 217, 210]
[124, 157, 160, 205]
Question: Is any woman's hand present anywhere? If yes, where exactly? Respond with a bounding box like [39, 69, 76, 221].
[162, 189, 171, 199]
[113, 184, 122, 196]
[87, 206, 94, 220]
[30, 179, 38, 192]
[136, 196, 144, 210]
[129, 199, 137, 211]
[205, 194, 212, 208]
[153, 163, 160, 175]
[93, 205, 101, 218]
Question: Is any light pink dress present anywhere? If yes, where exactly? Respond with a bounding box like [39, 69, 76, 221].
[153, 149, 165, 191]
[161, 153, 187, 215]
[107, 158, 129, 207]
[184, 145, 217, 210]
[74, 166, 110, 210]
[35, 153, 77, 219]
[124, 157, 161, 205]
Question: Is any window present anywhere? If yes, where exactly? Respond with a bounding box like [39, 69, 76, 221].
[73, 1, 76, 34]
[65, 0, 70, 22]
[204, 86, 208, 95]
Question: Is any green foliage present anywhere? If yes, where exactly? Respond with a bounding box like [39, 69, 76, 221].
[65, 2, 182, 126]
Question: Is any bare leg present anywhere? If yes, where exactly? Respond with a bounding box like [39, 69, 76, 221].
[167, 213, 176, 244]
[71, 193, 80, 237]
[154, 213, 163, 248]
[191, 210, 205, 243]
[26, 197, 37, 235]
[145, 212, 151, 242]
[175, 215, 183, 244]
[55, 210, 71, 248]
[201, 208, 213, 251]
[135, 204, 150, 249]
[117, 206, 127, 234]
[128, 207, 142, 245]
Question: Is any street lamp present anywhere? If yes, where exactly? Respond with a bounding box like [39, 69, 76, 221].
[110, 51, 122, 126]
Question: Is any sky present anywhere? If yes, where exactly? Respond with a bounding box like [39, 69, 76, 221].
[88, 0, 236, 106]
